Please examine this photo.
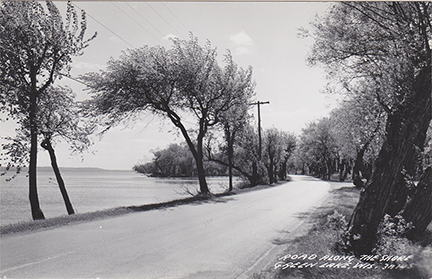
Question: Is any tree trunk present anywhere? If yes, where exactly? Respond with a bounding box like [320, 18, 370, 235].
[402, 167, 432, 240]
[338, 159, 344, 182]
[352, 134, 376, 187]
[324, 159, 331, 180]
[29, 69, 45, 220]
[226, 126, 234, 192]
[268, 159, 274, 184]
[353, 147, 367, 188]
[41, 138, 75, 215]
[273, 165, 278, 183]
[208, 157, 255, 187]
[345, 65, 431, 255]
[196, 123, 210, 195]
[167, 110, 210, 195]
[227, 141, 233, 192]
[196, 149, 209, 194]
[279, 158, 288, 181]
[339, 159, 350, 182]
[251, 161, 259, 186]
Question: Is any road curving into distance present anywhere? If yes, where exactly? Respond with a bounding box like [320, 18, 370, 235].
[0, 175, 330, 278]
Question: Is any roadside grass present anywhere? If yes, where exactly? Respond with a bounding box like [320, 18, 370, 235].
[0, 191, 237, 236]
[1, 180, 286, 236]
[254, 181, 432, 279]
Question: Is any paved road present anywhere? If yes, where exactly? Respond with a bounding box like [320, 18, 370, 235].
[0, 175, 330, 278]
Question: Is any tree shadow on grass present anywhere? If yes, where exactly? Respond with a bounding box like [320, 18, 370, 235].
[1, 180, 290, 236]
[128, 194, 236, 212]
[0, 191, 237, 235]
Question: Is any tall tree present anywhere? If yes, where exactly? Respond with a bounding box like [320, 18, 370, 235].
[207, 123, 265, 187]
[329, 94, 385, 185]
[213, 65, 254, 191]
[263, 128, 283, 184]
[83, 36, 254, 195]
[3, 86, 93, 215]
[278, 131, 296, 181]
[308, 2, 431, 254]
[219, 107, 250, 191]
[0, 1, 96, 220]
[296, 118, 338, 180]
[38, 86, 93, 215]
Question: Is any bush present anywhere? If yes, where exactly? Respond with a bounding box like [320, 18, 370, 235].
[373, 214, 418, 256]
[325, 210, 348, 230]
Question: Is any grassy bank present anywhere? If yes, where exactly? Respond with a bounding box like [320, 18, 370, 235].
[0, 191, 238, 236]
[254, 181, 432, 279]
[0, 181, 280, 236]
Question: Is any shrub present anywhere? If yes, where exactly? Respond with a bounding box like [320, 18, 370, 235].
[373, 214, 419, 256]
[325, 210, 348, 230]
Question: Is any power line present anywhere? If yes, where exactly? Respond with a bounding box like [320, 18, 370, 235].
[71, 2, 135, 49]
[161, 3, 190, 34]
[125, 2, 166, 38]
[110, 2, 163, 44]
[58, 73, 92, 87]
[145, 2, 184, 39]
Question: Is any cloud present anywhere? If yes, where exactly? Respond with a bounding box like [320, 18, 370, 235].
[229, 31, 254, 55]
[230, 31, 253, 46]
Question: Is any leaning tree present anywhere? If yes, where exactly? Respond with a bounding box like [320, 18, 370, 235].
[37, 86, 94, 215]
[308, 2, 431, 255]
[3, 86, 94, 215]
[82, 36, 254, 195]
[0, 1, 96, 220]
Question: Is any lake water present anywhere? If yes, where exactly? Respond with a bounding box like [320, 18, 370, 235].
[0, 168, 239, 226]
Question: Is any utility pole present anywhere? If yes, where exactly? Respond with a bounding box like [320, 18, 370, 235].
[250, 101, 270, 159]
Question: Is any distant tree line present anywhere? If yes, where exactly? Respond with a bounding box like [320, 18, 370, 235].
[133, 143, 227, 177]
[134, 126, 297, 189]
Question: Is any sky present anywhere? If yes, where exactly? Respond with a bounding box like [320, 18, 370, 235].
[1, 1, 339, 170]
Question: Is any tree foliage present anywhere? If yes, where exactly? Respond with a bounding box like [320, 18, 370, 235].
[329, 95, 386, 185]
[296, 118, 338, 180]
[0, 1, 96, 116]
[262, 128, 295, 184]
[308, 2, 431, 255]
[0, 1, 96, 220]
[134, 143, 196, 177]
[211, 84, 253, 190]
[277, 131, 296, 181]
[37, 86, 94, 153]
[83, 35, 254, 195]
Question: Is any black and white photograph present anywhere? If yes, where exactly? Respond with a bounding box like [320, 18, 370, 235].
[0, 1, 431, 278]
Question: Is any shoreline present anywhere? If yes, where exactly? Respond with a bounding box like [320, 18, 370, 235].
[0, 180, 286, 236]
